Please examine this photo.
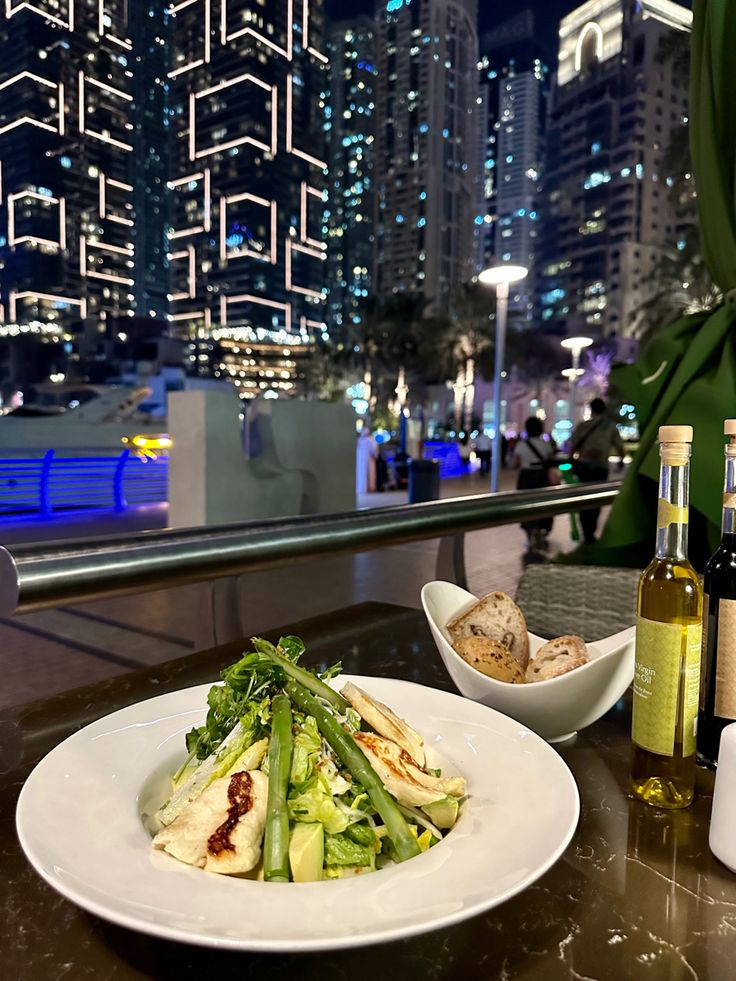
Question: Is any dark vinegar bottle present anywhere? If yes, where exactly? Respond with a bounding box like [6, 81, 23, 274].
[697, 419, 736, 768]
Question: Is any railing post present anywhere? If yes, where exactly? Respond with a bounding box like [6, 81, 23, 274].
[39, 450, 54, 517]
[113, 450, 130, 512]
[436, 534, 468, 589]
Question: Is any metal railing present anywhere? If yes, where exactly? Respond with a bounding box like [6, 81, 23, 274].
[0, 480, 621, 616]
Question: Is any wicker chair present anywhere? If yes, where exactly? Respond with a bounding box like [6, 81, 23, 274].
[515, 564, 640, 642]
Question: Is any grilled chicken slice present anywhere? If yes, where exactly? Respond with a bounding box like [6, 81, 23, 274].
[353, 732, 465, 807]
[153, 769, 268, 875]
[341, 682, 425, 766]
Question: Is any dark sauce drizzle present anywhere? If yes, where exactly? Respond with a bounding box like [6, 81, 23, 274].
[207, 771, 253, 856]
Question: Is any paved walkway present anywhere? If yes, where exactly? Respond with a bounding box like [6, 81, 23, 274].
[0, 468, 593, 709]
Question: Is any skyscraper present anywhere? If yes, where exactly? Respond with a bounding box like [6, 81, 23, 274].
[166, 0, 329, 398]
[478, 11, 549, 323]
[0, 0, 140, 329]
[130, 1, 170, 322]
[538, 0, 692, 338]
[325, 17, 376, 340]
[373, 0, 481, 310]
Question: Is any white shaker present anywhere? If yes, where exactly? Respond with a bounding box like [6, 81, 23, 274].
[709, 722, 736, 872]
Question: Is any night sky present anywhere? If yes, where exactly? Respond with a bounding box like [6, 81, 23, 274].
[326, 0, 601, 53]
[327, 0, 694, 58]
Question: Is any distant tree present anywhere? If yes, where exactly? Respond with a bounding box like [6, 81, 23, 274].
[315, 293, 429, 418]
[421, 283, 495, 432]
[505, 326, 569, 396]
[634, 227, 721, 347]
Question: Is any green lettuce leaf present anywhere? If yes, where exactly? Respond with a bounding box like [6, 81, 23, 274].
[277, 635, 306, 662]
[324, 832, 375, 868]
[290, 715, 321, 785]
[288, 782, 349, 835]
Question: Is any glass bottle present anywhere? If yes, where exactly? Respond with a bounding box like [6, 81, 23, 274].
[631, 425, 703, 808]
[697, 420, 736, 768]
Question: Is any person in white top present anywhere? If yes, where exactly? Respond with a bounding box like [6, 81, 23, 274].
[356, 426, 378, 495]
[473, 431, 492, 475]
[511, 416, 557, 552]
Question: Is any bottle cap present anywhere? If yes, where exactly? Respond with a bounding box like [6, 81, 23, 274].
[725, 420, 736, 436]
[658, 425, 693, 443]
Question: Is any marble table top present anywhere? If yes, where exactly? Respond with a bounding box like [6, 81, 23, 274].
[1, 602, 733, 980]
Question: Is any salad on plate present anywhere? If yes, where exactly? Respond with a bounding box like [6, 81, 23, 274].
[148, 636, 467, 882]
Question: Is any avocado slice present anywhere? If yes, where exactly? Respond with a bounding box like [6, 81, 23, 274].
[421, 797, 459, 830]
[288, 822, 324, 882]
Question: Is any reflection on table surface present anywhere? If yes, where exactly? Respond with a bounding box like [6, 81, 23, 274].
[1, 601, 732, 980]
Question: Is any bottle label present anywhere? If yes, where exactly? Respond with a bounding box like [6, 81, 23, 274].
[656, 499, 688, 529]
[700, 593, 710, 711]
[632, 615, 702, 757]
[715, 598, 736, 719]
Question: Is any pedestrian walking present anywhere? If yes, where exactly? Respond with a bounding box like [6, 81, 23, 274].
[512, 416, 555, 554]
[474, 431, 492, 476]
[570, 398, 625, 544]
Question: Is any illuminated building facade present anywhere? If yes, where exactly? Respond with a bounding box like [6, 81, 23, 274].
[130, 1, 170, 321]
[538, 0, 692, 338]
[166, 0, 328, 398]
[325, 17, 375, 339]
[374, 0, 481, 309]
[0, 0, 163, 330]
[478, 11, 548, 324]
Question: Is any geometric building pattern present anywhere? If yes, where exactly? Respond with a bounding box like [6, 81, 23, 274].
[0, 0, 139, 326]
[167, 0, 328, 373]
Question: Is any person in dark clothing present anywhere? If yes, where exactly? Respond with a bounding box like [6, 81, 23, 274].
[512, 416, 555, 553]
[570, 398, 626, 544]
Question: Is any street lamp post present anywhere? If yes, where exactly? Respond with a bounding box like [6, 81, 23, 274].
[560, 335, 593, 423]
[478, 263, 528, 492]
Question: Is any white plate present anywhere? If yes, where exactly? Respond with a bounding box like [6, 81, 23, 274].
[16, 675, 579, 951]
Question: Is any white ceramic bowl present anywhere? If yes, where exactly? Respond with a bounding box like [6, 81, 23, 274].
[421, 580, 635, 743]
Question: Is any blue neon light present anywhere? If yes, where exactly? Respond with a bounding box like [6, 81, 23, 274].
[0, 451, 169, 517]
[422, 442, 465, 478]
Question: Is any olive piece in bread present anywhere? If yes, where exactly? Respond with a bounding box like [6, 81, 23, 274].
[452, 636, 526, 684]
[447, 591, 529, 673]
[526, 635, 589, 683]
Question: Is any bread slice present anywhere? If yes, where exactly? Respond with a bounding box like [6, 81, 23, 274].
[447, 592, 529, 672]
[526, 635, 588, 683]
[452, 637, 526, 684]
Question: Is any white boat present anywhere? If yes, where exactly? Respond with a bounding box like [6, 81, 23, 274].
[0, 384, 163, 455]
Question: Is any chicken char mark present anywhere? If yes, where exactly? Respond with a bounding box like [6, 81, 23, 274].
[207, 771, 254, 856]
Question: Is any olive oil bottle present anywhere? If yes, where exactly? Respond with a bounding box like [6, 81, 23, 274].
[631, 425, 703, 808]
[697, 420, 736, 768]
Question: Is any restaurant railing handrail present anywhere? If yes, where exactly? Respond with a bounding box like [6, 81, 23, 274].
[0, 481, 622, 616]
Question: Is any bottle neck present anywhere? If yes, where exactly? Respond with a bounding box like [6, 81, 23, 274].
[656, 460, 689, 561]
[723, 448, 736, 536]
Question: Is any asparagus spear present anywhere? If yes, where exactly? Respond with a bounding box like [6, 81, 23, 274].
[263, 693, 294, 882]
[253, 637, 350, 713]
[285, 681, 422, 863]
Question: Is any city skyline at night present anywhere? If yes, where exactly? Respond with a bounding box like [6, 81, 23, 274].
[0, 0, 697, 400]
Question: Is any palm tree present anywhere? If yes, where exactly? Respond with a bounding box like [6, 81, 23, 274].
[505, 326, 569, 397]
[634, 226, 722, 346]
[336, 292, 429, 419]
[421, 283, 494, 432]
